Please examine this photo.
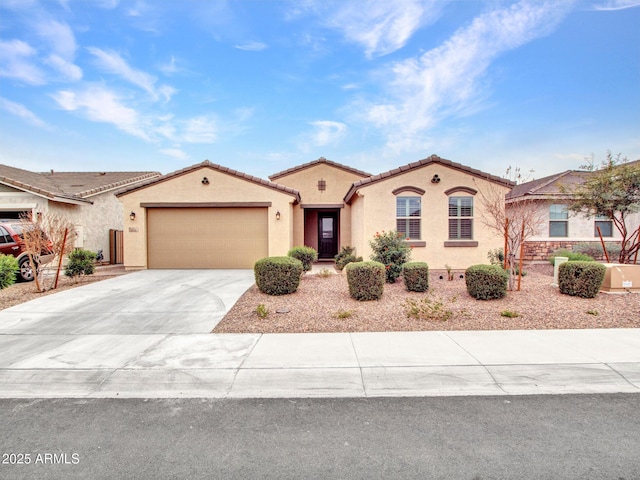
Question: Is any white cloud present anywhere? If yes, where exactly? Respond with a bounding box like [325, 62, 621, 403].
[35, 19, 77, 60]
[159, 148, 189, 160]
[181, 115, 218, 143]
[45, 54, 82, 81]
[52, 85, 150, 140]
[0, 39, 46, 85]
[358, 0, 575, 152]
[234, 41, 268, 51]
[326, 0, 442, 58]
[87, 47, 173, 101]
[302, 120, 348, 150]
[592, 0, 640, 9]
[0, 96, 49, 128]
[159, 55, 179, 75]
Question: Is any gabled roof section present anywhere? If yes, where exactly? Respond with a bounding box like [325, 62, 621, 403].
[506, 170, 590, 201]
[269, 157, 372, 181]
[0, 163, 161, 205]
[116, 160, 302, 203]
[40, 171, 161, 197]
[344, 154, 515, 204]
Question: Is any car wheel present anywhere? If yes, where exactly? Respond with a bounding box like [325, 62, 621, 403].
[18, 257, 35, 282]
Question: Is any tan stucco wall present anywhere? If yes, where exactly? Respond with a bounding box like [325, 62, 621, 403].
[118, 166, 297, 269]
[273, 163, 366, 250]
[519, 200, 624, 242]
[350, 163, 511, 269]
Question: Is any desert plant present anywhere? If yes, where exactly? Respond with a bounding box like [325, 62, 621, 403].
[465, 264, 509, 300]
[548, 250, 595, 265]
[369, 230, 411, 283]
[573, 242, 621, 261]
[287, 246, 318, 272]
[586, 309, 599, 316]
[487, 248, 505, 266]
[317, 268, 333, 278]
[335, 309, 353, 319]
[500, 310, 520, 318]
[255, 303, 269, 318]
[254, 256, 303, 295]
[335, 246, 362, 271]
[402, 262, 429, 292]
[0, 254, 19, 289]
[445, 264, 454, 281]
[345, 261, 385, 301]
[404, 296, 452, 322]
[558, 261, 606, 298]
[64, 249, 97, 282]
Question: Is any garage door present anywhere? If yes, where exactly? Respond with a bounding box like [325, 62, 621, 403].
[147, 207, 268, 268]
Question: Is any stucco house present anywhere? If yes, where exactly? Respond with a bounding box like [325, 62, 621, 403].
[117, 155, 515, 270]
[0, 164, 160, 263]
[506, 167, 640, 262]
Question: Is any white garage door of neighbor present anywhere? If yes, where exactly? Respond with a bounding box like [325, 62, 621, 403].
[147, 207, 268, 269]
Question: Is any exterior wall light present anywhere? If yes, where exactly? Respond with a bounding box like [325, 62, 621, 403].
[202, 177, 210, 185]
[129, 211, 136, 221]
[276, 210, 281, 221]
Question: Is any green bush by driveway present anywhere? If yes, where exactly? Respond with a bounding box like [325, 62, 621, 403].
[254, 256, 303, 295]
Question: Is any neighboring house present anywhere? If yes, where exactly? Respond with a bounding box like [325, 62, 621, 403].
[506, 167, 640, 262]
[0, 164, 160, 263]
[117, 155, 514, 270]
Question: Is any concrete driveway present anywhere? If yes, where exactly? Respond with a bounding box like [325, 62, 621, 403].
[0, 270, 255, 335]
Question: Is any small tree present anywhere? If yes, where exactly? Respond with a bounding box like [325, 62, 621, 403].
[20, 212, 76, 292]
[369, 230, 411, 283]
[563, 152, 640, 264]
[476, 180, 545, 290]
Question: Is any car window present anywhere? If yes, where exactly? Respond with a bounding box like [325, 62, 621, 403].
[9, 223, 24, 236]
[0, 226, 11, 244]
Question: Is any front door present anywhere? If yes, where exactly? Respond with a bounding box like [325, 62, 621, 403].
[318, 212, 338, 259]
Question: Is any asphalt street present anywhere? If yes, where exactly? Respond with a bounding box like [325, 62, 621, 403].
[1, 394, 639, 480]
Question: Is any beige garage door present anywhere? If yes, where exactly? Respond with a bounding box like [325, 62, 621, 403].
[147, 207, 268, 268]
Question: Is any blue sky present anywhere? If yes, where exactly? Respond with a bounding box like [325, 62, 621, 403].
[1, 0, 639, 182]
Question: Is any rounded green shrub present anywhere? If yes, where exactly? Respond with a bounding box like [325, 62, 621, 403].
[64, 249, 97, 279]
[0, 254, 19, 289]
[334, 246, 362, 271]
[254, 256, 303, 295]
[558, 261, 606, 298]
[287, 246, 318, 272]
[465, 264, 509, 300]
[336, 254, 363, 271]
[345, 261, 385, 301]
[402, 262, 429, 292]
[548, 250, 594, 265]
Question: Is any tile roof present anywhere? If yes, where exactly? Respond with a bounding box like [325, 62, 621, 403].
[344, 154, 515, 204]
[506, 170, 591, 201]
[0, 163, 160, 204]
[269, 157, 372, 181]
[116, 160, 302, 203]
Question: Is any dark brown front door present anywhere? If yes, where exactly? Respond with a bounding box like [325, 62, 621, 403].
[318, 212, 338, 259]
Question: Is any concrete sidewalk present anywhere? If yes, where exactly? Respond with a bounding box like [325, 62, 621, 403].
[1, 329, 639, 398]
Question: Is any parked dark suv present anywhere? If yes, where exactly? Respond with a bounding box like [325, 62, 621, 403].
[0, 220, 53, 282]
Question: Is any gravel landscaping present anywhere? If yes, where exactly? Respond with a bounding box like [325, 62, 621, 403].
[215, 264, 640, 333]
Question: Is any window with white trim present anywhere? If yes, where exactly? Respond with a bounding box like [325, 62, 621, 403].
[396, 196, 421, 240]
[594, 214, 613, 237]
[448, 197, 473, 240]
[549, 204, 568, 237]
